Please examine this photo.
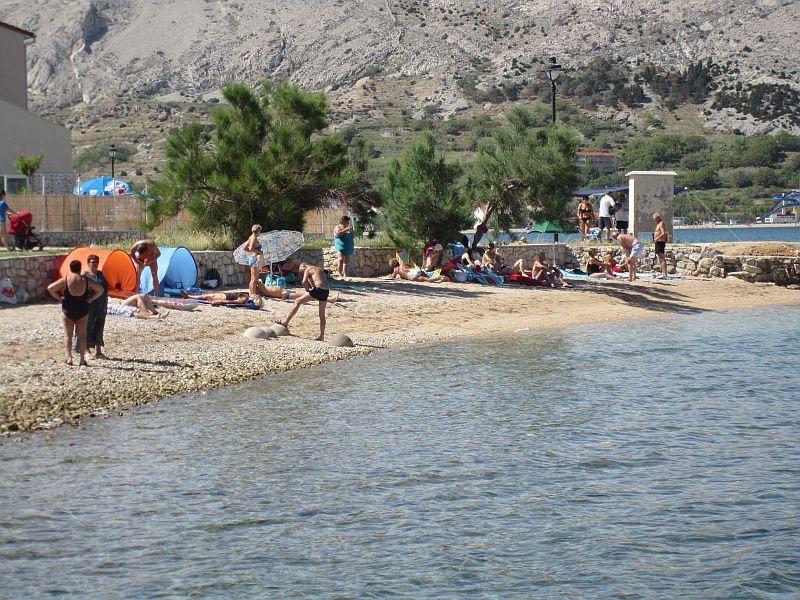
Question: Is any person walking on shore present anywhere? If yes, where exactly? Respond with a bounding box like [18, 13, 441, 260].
[48, 259, 104, 366]
[276, 263, 331, 341]
[82, 254, 109, 358]
[653, 213, 668, 279]
[0, 190, 18, 252]
[613, 232, 644, 282]
[333, 216, 355, 279]
[129, 239, 161, 296]
[598, 192, 616, 242]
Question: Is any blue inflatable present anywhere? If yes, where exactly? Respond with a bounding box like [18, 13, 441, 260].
[139, 246, 198, 295]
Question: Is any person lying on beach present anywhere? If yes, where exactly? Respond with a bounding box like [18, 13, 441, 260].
[275, 263, 332, 341]
[388, 258, 450, 282]
[129, 239, 161, 296]
[107, 294, 169, 320]
[613, 232, 643, 282]
[180, 290, 264, 307]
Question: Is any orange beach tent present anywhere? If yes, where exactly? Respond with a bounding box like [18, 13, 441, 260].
[58, 247, 138, 298]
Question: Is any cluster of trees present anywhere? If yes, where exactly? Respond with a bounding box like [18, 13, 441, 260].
[712, 82, 800, 126]
[150, 83, 581, 249]
[639, 60, 719, 108]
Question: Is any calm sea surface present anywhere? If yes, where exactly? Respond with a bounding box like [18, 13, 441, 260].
[1, 308, 799, 598]
[512, 225, 800, 245]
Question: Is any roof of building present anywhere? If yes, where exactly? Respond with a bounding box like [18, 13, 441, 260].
[577, 151, 618, 157]
[0, 21, 35, 38]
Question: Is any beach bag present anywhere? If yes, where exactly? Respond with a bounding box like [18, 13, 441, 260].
[452, 270, 469, 283]
[0, 278, 18, 304]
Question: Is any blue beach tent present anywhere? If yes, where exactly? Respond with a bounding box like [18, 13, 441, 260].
[73, 177, 132, 196]
[139, 246, 198, 295]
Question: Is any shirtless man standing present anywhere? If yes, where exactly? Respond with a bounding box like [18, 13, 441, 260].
[129, 239, 161, 296]
[613, 231, 644, 282]
[653, 213, 668, 279]
[276, 263, 332, 341]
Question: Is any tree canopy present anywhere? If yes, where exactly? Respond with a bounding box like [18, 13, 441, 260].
[149, 81, 376, 235]
[465, 108, 581, 247]
[381, 132, 473, 249]
[16, 154, 44, 181]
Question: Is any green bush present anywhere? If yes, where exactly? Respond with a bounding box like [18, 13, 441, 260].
[75, 143, 135, 173]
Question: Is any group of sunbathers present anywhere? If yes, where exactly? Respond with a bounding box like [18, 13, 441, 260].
[387, 239, 570, 288]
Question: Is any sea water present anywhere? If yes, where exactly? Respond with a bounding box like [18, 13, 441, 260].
[1, 308, 799, 598]
[503, 225, 800, 245]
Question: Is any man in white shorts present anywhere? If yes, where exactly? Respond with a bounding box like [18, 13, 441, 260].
[613, 232, 643, 282]
[598, 192, 616, 242]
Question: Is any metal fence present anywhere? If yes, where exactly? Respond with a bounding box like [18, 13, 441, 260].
[6, 194, 146, 231]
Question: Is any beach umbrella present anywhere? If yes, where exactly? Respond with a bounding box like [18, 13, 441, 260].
[233, 230, 306, 268]
[72, 177, 131, 196]
[526, 221, 579, 264]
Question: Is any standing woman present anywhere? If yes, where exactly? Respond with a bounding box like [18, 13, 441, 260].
[48, 259, 103, 366]
[577, 196, 594, 241]
[333, 215, 355, 279]
[83, 254, 109, 358]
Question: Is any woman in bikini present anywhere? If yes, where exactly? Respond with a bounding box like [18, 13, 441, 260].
[577, 197, 594, 241]
[48, 259, 104, 366]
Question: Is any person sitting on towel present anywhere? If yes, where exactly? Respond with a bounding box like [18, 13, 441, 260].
[531, 253, 571, 288]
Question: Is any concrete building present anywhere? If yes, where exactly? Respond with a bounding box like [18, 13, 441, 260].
[577, 151, 621, 174]
[0, 21, 73, 194]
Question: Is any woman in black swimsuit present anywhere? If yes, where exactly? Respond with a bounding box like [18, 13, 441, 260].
[577, 197, 594, 241]
[48, 259, 103, 366]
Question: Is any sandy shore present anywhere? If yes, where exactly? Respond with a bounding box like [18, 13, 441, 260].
[1, 275, 799, 433]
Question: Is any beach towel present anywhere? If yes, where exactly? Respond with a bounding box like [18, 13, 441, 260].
[508, 273, 541, 287]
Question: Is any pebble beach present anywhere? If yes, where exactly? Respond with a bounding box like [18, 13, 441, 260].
[1, 275, 799, 434]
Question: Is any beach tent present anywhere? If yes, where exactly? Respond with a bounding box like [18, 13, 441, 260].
[73, 177, 131, 196]
[139, 246, 198, 294]
[58, 247, 138, 298]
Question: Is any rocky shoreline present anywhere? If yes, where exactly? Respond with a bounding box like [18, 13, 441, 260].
[2, 274, 800, 435]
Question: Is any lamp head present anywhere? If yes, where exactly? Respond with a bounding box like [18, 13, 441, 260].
[543, 56, 562, 82]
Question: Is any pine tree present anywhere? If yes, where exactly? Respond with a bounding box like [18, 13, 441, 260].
[465, 107, 581, 247]
[148, 81, 376, 236]
[381, 133, 472, 249]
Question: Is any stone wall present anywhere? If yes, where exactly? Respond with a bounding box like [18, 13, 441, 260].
[4, 243, 799, 304]
[323, 247, 396, 277]
[0, 254, 64, 302]
[568, 244, 800, 285]
[497, 244, 578, 269]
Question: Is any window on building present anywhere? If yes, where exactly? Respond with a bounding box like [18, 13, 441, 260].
[3, 176, 27, 194]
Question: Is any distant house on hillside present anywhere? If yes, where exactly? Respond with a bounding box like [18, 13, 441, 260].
[576, 151, 620, 175]
[0, 20, 73, 194]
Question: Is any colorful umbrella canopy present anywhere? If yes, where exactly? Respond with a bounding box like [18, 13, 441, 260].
[233, 230, 305, 266]
[72, 177, 131, 196]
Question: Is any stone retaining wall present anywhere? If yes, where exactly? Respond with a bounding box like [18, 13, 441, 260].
[4, 244, 799, 304]
[496, 244, 577, 269]
[0, 254, 64, 302]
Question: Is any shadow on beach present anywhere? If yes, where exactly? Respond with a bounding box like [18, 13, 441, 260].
[330, 278, 496, 300]
[570, 280, 706, 315]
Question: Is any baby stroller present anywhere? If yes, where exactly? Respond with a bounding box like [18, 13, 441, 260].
[7, 211, 44, 250]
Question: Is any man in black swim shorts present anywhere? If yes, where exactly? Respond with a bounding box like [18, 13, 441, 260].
[653, 213, 668, 279]
[276, 263, 334, 341]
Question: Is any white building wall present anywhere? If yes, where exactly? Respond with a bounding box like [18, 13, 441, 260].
[627, 171, 676, 240]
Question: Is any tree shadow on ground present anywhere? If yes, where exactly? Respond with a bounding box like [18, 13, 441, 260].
[568, 280, 706, 315]
[329, 279, 496, 300]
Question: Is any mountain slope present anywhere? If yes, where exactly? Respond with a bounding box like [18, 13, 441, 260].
[3, 0, 798, 117]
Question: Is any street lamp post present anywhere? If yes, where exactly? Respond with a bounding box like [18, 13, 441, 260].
[109, 143, 117, 183]
[543, 57, 562, 124]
